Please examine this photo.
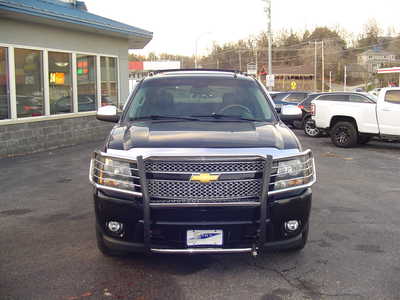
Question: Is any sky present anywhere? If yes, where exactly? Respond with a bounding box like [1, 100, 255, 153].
[86, 0, 400, 57]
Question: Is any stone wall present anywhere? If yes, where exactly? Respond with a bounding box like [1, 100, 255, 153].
[0, 116, 113, 158]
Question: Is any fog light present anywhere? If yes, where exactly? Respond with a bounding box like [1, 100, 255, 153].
[284, 220, 300, 232]
[107, 221, 124, 234]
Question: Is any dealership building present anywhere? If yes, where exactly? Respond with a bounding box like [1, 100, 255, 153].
[0, 0, 152, 157]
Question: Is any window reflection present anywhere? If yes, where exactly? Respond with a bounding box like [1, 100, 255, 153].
[101, 56, 118, 107]
[76, 54, 97, 112]
[0, 47, 9, 120]
[14, 48, 44, 118]
[49, 51, 72, 114]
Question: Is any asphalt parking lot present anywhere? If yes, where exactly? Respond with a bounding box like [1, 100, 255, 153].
[1, 130, 400, 300]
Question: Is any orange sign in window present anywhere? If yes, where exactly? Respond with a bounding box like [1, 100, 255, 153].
[50, 72, 65, 85]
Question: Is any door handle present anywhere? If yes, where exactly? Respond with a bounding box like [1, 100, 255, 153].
[382, 108, 392, 112]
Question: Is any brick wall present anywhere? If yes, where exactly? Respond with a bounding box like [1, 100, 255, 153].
[0, 116, 114, 158]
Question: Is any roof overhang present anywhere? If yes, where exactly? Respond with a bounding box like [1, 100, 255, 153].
[0, 1, 152, 49]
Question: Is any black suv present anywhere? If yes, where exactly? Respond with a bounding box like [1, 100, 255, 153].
[298, 93, 324, 137]
[90, 69, 316, 256]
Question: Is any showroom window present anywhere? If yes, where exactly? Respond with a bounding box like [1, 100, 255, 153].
[76, 54, 97, 112]
[101, 56, 118, 106]
[14, 48, 44, 118]
[0, 47, 9, 120]
[0, 46, 120, 123]
[48, 51, 72, 114]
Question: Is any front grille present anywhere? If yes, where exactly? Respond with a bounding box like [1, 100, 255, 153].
[145, 160, 264, 173]
[148, 179, 262, 203]
[145, 157, 265, 204]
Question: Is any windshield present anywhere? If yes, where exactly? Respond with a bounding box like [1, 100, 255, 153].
[124, 76, 276, 122]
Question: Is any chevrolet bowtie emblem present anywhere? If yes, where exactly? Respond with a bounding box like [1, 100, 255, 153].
[190, 173, 220, 184]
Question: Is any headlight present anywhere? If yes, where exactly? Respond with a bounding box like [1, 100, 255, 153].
[271, 151, 315, 192]
[90, 153, 141, 194]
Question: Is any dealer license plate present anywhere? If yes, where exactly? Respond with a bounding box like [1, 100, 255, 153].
[186, 230, 223, 246]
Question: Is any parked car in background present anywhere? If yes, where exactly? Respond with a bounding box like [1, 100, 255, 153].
[312, 89, 399, 147]
[0, 95, 43, 118]
[297, 93, 325, 137]
[270, 92, 309, 126]
[17, 95, 44, 117]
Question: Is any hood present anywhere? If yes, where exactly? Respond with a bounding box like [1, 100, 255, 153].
[106, 121, 300, 151]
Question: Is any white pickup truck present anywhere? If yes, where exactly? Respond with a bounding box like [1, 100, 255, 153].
[312, 88, 400, 147]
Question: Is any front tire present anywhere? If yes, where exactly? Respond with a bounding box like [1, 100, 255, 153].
[331, 121, 358, 148]
[303, 117, 321, 137]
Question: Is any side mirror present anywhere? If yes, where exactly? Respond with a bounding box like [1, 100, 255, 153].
[280, 105, 302, 121]
[96, 105, 119, 123]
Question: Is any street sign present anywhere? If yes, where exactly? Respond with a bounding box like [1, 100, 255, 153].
[266, 74, 275, 87]
[290, 81, 297, 90]
[247, 63, 257, 75]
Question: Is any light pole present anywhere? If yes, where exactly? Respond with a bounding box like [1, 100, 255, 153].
[194, 32, 211, 68]
[310, 40, 324, 91]
[262, 0, 272, 77]
[321, 40, 325, 92]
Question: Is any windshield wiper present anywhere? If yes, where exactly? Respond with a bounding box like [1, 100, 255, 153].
[190, 113, 265, 122]
[130, 115, 200, 121]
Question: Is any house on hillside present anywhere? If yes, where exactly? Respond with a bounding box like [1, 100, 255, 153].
[357, 48, 399, 73]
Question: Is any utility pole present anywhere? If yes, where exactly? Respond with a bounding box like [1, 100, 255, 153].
[262, 0, 272, 83]
[267, 0, 272, 75]
[314, 41, 317, 91]
[321, 40, 325, 92]
[266, 0, 272, 76]
[239, 50, 242, 71]
[194, 46, 198, 69]
[311, 40, 326, 92]
[344, 65, 347, 91]
[329, 71, 332, 92]
[255, 48, 258, 80]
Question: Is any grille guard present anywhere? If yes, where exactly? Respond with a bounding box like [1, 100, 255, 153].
[89, 150, 316, 253]
[89, 150, 316, 201]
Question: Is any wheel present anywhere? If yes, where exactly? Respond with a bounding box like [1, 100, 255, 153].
[303, 117, 321, 137]
[96, 226, 128, 257]
[286, 223, 309, 252]
[331, 121, 358, 148]
[358, 135, 371, 145]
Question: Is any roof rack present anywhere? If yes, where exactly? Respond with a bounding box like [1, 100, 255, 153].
[150, 68, 245, 75]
